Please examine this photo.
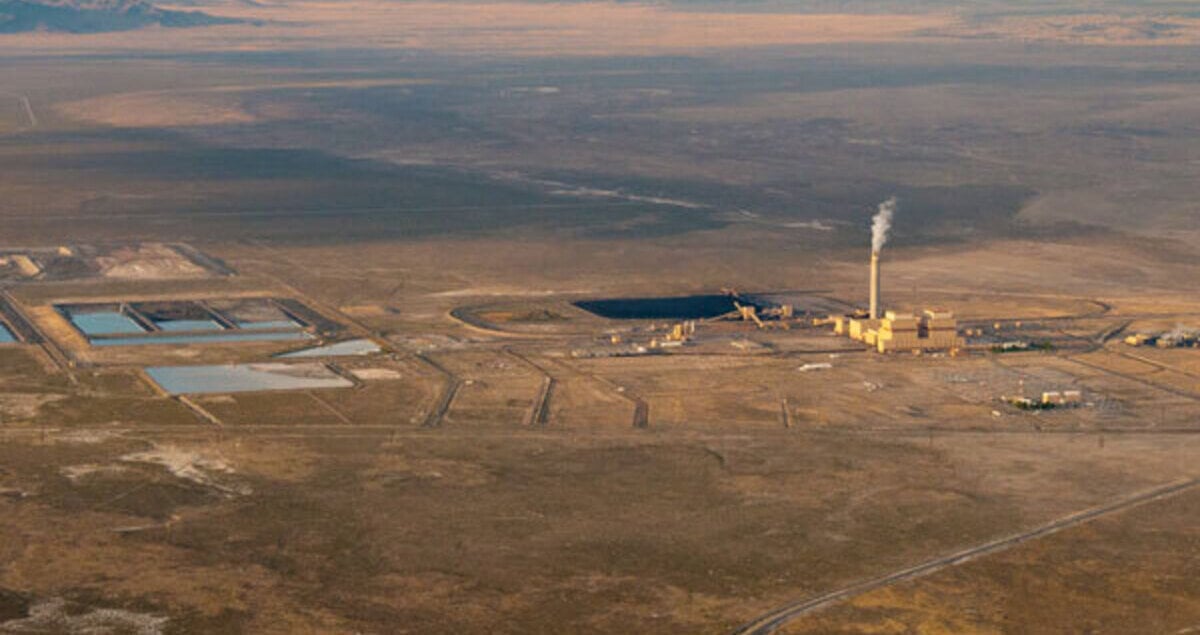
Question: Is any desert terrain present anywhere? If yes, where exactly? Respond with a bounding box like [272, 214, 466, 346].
[1, 1, 1200, 633]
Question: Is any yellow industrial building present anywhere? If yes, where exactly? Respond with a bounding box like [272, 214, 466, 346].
[833, 244, 961, 352]
[10, 254, 41, 277]
[838, 308, 961, 353]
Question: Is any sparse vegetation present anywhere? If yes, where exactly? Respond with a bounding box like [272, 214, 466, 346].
[3, 9, 1200, 633]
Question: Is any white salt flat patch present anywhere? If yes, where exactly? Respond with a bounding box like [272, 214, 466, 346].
[120, 445, 250, 496]
[350, 367, 403, 381]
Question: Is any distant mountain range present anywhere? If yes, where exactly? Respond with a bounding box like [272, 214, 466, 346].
[0, 0, 243, 33]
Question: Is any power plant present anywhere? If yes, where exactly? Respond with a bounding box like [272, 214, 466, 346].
[831, 198, 962, 354]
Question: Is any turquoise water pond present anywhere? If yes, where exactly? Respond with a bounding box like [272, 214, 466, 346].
[146, 363, 353, 395]
[69, 311, 147, 336]
[153, 319, 225, 332]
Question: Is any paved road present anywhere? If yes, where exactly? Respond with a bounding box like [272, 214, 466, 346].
[731, 476, 1200, 635]
[537, 355, 649, 428]
[503, 347, 557, 426]
[414, 353, 461, 428]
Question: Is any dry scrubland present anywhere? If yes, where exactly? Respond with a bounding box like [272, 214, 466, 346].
[4, 5, 1200, 632]
[1, 233, 1200, 633]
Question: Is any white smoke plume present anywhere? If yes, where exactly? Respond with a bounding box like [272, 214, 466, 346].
[1160, 324, 1199, 345]
[871, 197, 897, 253]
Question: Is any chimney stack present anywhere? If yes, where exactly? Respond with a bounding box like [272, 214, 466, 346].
[869, 249, 881, 320]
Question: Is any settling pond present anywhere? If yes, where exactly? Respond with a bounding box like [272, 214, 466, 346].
[69, 311, 146, 336]
[146, 363, 353, 395]
[61, 305, 309, 347]
[574, 294, 742, 320]
[93, 331, 311, 347]
[277, 338, 381, 358]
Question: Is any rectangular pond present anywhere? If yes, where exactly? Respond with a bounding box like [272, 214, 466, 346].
[92, 331, 311, 347]
[145, 362, 354, 395]
[68, 311, 148, 336]
[153, 318, 226, 332]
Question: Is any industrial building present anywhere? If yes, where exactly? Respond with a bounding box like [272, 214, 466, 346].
[0, 254, 42, 278]
[841, 309, 961, 353]
[918, 308, 961, 350]
[830, 220, 961, 353]
[1043, 390, 1083, 406]
[1004, 389, 1084, 410]
[1124, 328, 1200, 348]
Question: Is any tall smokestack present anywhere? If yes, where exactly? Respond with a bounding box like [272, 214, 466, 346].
[868, 197, 896, 320]
[870, 250, 881, 320]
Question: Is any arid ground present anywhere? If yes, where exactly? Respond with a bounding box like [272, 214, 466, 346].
[2, 2, 1200, 633]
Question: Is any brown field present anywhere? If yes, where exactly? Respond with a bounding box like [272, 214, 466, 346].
[5, 9, 1200, 631]
[2, 231, 1198, 633]
[781, 485, 1200, 634]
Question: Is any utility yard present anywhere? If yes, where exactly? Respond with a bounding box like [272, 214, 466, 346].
[0, 235, 1198, 633]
